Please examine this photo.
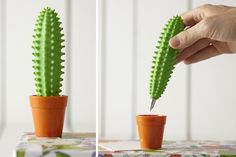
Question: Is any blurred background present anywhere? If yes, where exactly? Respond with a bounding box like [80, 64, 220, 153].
[0, 0, 95, 156]
[98, 0, 236, 140]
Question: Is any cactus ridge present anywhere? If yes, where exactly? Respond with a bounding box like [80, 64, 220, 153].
[32, 7, 65, 96]
[149, 15, 184, 100]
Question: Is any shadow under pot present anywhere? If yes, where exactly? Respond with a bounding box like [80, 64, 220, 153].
[136, 114, 166, 149]
[29, 95, 68, 137]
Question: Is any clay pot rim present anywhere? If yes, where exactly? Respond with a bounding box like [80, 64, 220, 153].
[30, 95, 68, 98]
[136, 114, 166, 118]
[136, 114, 167, 123]
[29, 95, 68, 109]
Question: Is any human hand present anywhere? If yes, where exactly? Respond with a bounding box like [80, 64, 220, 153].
[169, 4, 236, 64]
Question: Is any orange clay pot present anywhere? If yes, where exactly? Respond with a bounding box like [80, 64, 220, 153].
[29, 95, 68, 137]
[136, 114, 166, 149]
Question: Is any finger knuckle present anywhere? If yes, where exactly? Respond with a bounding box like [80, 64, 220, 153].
[201, 17, 214, 37]
[216, 4, 227, 9]
[178, 31, 190, 43]
[201, 18, 212, 30]
[201, 4, 212, 9]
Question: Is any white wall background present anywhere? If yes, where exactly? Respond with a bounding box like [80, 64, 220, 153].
[99, 0, 236, 141]
[0, 0, 95, 156]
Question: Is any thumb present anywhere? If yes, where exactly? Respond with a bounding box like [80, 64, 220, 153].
[169, 21, 206, 49]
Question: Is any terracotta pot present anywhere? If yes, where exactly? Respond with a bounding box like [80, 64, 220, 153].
[29, 95, 68, 137]
[136, 114, 166, 149]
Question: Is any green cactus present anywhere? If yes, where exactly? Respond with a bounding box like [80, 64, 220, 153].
[32, 7, 65, 96]
[150, 15, 184, 101]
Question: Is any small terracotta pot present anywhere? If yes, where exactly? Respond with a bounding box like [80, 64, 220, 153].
[136, 114, 166, 149]
[29, 95, 68, 137]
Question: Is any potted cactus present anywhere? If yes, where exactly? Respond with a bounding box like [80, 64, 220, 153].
[29, 7, 67, 137]
[136, 15, 184, 149]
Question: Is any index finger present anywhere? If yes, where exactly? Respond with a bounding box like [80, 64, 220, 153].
[180, 7, 205, 26]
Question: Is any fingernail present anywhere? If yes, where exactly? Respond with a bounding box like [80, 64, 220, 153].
[169, 37, 180, 48]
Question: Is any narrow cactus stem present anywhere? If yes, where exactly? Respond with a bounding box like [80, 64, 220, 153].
[32, 7, 65, 96]
[149, 15, 184, 100]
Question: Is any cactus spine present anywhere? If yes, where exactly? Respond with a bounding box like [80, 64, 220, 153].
[150, 15, 184, 100]
[32, 7, 65, 96]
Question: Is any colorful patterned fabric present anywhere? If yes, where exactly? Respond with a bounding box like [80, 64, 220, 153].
[99, 140, 236, 157]
[14, 132, 96, 157]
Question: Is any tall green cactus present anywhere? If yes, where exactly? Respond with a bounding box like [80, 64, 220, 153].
[32, 7, 65, 96]
[150, 16, 184, 103]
